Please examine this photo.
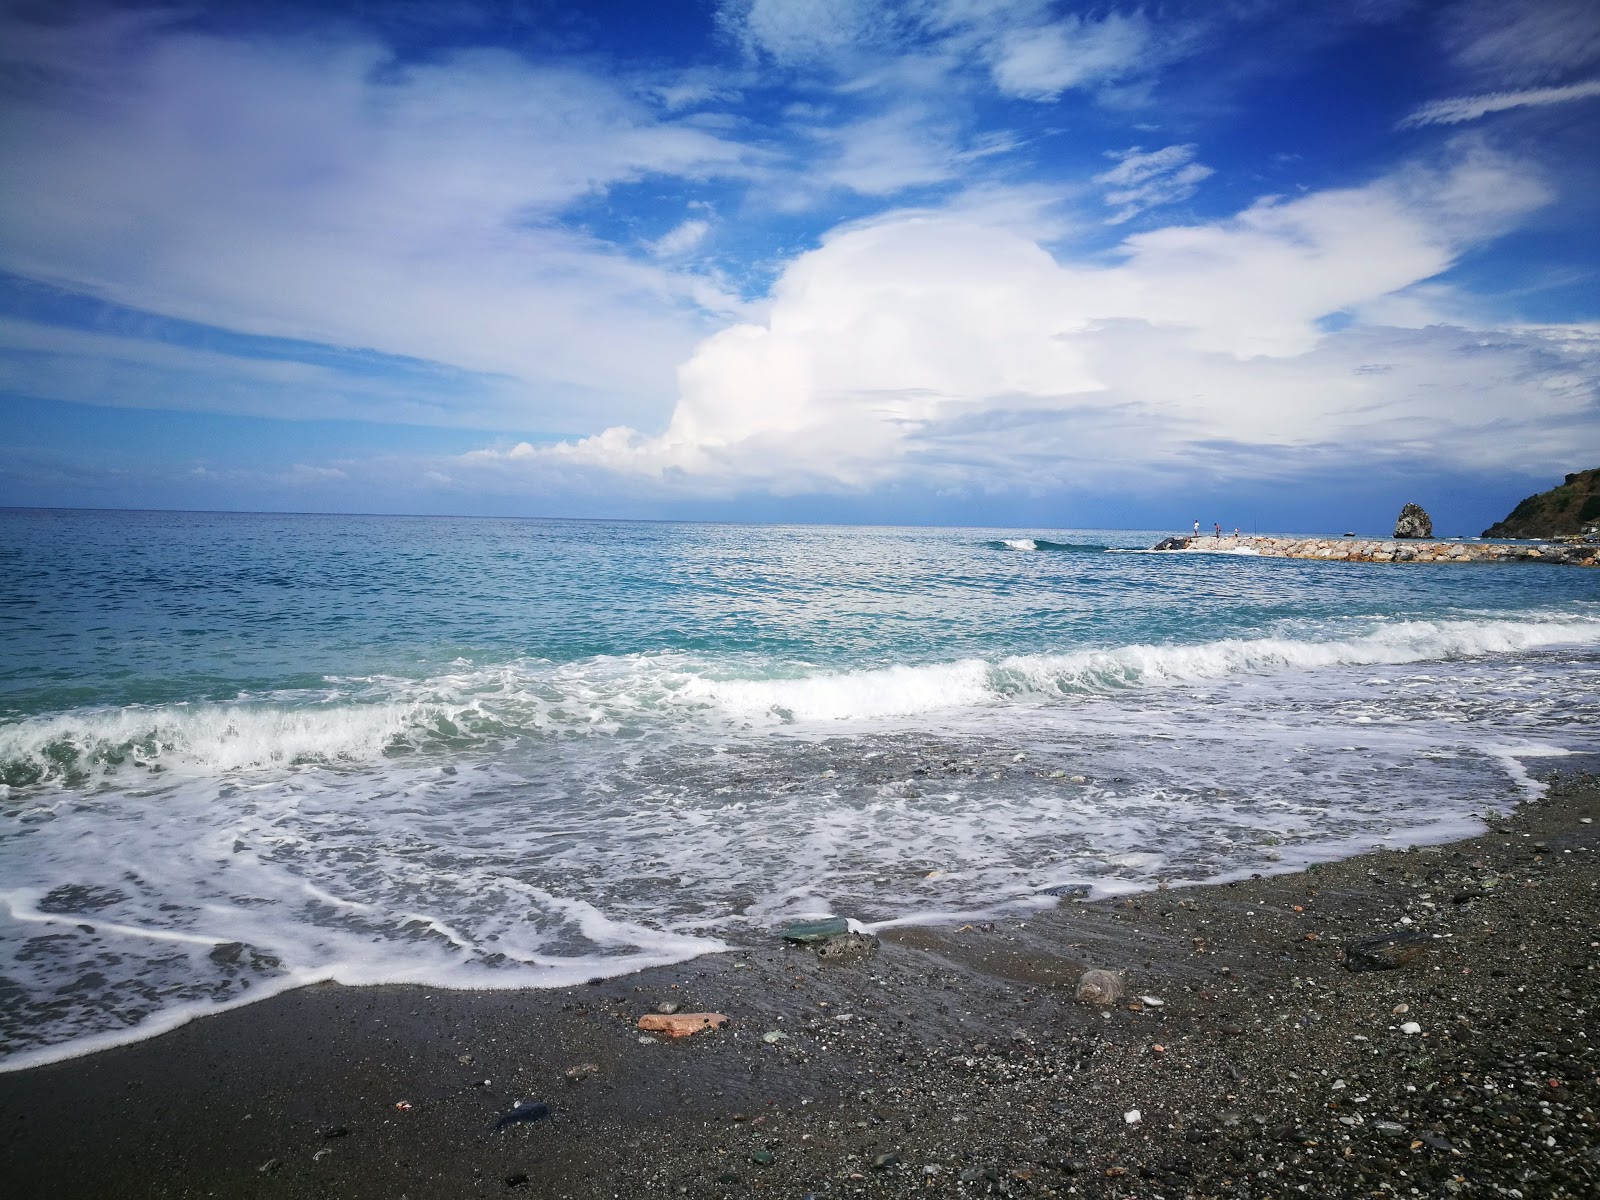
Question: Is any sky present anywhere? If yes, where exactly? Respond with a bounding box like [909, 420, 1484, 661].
[1, 0, 1598, 533]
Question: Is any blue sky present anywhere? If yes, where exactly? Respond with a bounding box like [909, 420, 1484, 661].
[1, 0, 1597, 533]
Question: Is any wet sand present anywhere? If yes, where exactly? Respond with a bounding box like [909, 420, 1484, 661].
[2, 768, 1596, 1199]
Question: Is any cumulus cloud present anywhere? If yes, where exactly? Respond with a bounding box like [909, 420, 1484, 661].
[0, 13, 758, 432]
[480, 143, 1594, 491]
[1094, 144, 1214, 223]
[1399, 78, 1600, 127]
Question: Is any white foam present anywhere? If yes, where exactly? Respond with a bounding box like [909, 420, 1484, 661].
[5, 614, 1599, 780]
[3, 609, 1598, 1069]
[1001, 538, 1038, 551]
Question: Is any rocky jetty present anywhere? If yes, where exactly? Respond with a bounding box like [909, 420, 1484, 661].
[1483, 468, 1600, 539]
[1152, 533, 1599, 567]
[1392, 502, 1432, 539]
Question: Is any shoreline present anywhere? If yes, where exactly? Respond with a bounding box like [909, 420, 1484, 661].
[2, 767, 1596, 1196]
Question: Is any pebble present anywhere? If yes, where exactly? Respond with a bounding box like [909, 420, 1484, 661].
[1344, 931, 1430, 971]
[1124, 1109, 1142, 1124]
[1076, 968, 1126, 1006]
[495, 1101, 551, 1131]
[816, 932, 879, 964]
[1400, 1021, 1422, 1035]
[749, 1150, 774, 1166]
[563, 1062, 599, 1083]
[873, 1152, 902, 1169]
[781, 917, 849, 943]
[1139, 995, 1165, 1007]
[636, 1012, 729, 1038]
[655, 1001, 682, 1015]
[762, 1031, 788, 1043]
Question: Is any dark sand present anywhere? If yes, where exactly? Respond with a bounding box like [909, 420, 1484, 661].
[2, 769, 1596, 1199]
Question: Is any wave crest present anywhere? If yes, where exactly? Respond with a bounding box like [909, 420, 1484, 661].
[4, 613, 1597, 784]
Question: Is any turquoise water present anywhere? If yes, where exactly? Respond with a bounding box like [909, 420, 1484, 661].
[3, 508, 1599, 1067]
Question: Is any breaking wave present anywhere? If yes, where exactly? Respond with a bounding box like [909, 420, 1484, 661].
[988, 538, 1109, 552]
[5, 612, 1598, 786]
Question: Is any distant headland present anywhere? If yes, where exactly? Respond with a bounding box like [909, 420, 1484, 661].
[1482, 469, 1600, 540]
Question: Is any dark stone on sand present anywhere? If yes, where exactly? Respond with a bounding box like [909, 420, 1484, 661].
[816, 932, 879, 964]
[495, 1101, 550, 1130]
[1344, 930, 1431, 971]
[1419, 1131, 1456, 1153]
[320, 1125, 349, 1139]
[504, 1173, 530, 1188]
[873, 1151, 902, 1169]
[1152, 536, 1191, 551]
[749, 1150, 774, 1165]
[781, 917, 849, 943]
[1042, 883, 1092, 899]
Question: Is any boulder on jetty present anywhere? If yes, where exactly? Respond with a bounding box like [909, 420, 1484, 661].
[1393, 503, 1432, 539]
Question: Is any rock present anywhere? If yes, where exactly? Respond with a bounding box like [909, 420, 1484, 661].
[562, 1062, 599, 1083]
[781, 917, 849, 943]
[1151, 536, 1192, 551]
[816, 932, 879, 964]
[761, 1030, 788, 1043]
[749, 1150, 775, 1166]
[1393, 503, 1433, 539]
[1400, 1021, 1422, 1035]
[495, 1101, 551, 1130]
[636, 1012, 729, 1038]
[320, 1126, 350, 1139]
[1138, 995, 1165, 1007]
[1344, 930, 1430, 971]
[1125, 1109, 1142, 1124]
[1075, 968, 1125, 1006]
[1042, 883, 1091, 899]
[654, 1000, 682, 1015]
[873, 1152, 902, 1169]
[504, 1173, 530, 1188]
[1374, 1121, 1407, 1138]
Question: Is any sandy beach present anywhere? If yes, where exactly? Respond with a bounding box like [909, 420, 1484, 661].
[2, 763, 1595, 1199]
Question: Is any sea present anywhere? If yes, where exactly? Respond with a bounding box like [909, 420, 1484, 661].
[2, 508, 1598, 1070]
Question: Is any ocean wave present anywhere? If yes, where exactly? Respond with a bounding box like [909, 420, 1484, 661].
[4, 613, 1598, 784]
[987, 538, 1109, 553]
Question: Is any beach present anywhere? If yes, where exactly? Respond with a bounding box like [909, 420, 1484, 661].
[3, 764, 1595, 1199]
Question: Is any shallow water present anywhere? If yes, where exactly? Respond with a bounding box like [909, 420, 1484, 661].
[2, 509, 1598, 1068]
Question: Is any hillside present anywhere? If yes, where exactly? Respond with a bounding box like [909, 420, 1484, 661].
[1482, 468, 1600, 538]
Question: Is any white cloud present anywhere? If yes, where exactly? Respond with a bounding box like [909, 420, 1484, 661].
[650, 218, 714, 257]
[1440, 0, 1600, 86]
[489, 144, 1593, 490]
[1399, 77, 1600, 126]
[1094, 144, 1214, 223]
[721, 0, 910, 66]
[986, 11, 1152, 100]
[0, 16, 759, 432]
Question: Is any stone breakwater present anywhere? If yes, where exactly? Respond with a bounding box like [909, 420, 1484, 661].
[1153, 534, 1600, 567]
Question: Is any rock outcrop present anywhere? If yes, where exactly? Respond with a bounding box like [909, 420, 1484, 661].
[1393, 503, 1432, 539]
[1482, 469, 1600, 539]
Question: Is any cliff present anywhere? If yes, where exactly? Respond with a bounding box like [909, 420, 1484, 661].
[1482, 469, 1600, 539]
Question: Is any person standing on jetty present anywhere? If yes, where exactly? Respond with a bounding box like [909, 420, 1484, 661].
[1214, 523, 1222, 537]
[1193, 519, 1200, 536]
